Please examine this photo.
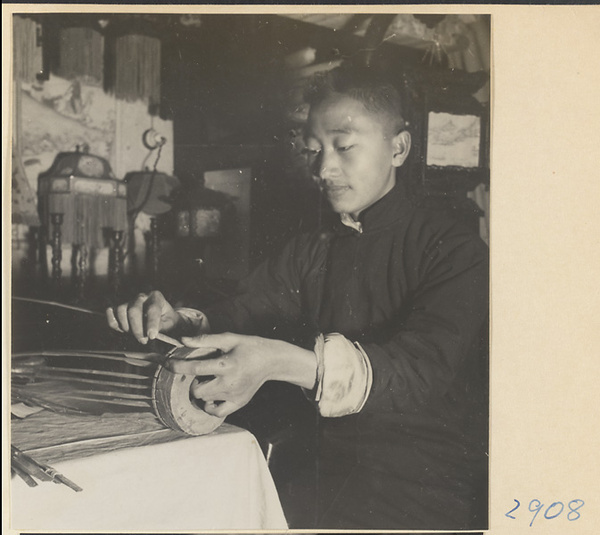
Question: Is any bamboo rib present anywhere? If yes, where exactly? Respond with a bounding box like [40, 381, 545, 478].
[14, 373, 151, 390]
[52, 389, 151, 401]
[14, 350, 163, 362]
[41, 394, 150, 408]
[24, 365, 153, 380]
[12, 348, 224, 436]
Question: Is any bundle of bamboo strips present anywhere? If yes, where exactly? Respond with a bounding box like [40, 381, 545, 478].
[12, 347, 224, 436]
[12, 410, 187, 466]
[12, 351, 158, 416]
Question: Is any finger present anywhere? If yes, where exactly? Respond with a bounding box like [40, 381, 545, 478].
[105, 308, 124, 332]
[144, 294, 165, 340]
[202, 401, 220, 413]
[146, 303, 162, 340]
[166, 356, 229, 376]
[115, 303, 131, 333]
[191, 377, 226, 401]
[203, 400, 241, 418]
[181, 332, 239, 351]
[128, 294, 149, 343]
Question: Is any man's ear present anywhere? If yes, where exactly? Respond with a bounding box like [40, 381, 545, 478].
[392, 130, 411, 167]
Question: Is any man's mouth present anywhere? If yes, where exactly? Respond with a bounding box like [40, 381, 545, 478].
[322, 183, 350, 196]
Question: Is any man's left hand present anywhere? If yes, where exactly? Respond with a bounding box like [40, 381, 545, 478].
[166, 332, 315, 418]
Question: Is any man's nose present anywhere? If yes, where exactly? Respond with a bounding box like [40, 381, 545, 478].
[314, 150, 340, 180]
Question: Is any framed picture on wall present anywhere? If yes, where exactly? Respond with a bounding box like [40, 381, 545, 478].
[426, 111, 482, 168]
[417, 70, 490, 192]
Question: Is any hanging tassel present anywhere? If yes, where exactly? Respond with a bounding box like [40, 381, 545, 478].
[115, 33, 160, 106]
[13, 16, 42, 83]
[45, 188, 127, 248]
[57, 27, 103, 83]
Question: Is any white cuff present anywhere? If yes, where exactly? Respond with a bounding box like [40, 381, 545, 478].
[316, 333, 373, 418]
[175, 307, 211, 336]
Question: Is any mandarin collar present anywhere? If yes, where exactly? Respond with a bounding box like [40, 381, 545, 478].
[335, 180, 411, 235]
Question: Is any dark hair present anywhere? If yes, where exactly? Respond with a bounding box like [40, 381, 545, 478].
[304, 65, 406, 134]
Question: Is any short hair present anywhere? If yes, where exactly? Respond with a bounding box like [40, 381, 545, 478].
[304, 65, 406, 135]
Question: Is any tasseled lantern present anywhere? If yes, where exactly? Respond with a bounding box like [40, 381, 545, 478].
[37, 148, 128, 249]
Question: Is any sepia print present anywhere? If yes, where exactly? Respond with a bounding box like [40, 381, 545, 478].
[9, 7, 494, 533]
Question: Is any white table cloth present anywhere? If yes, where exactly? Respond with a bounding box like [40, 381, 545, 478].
[11, 423, 288, 531]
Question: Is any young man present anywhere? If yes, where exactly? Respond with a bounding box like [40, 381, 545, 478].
[107, 66, 489, 530]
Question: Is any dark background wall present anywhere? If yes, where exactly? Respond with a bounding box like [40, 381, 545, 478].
[159, 14, 431, 265]
[13, 12, 488, 307]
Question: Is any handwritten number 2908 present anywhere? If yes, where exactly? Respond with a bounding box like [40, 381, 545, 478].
[506, 499, 584, 526]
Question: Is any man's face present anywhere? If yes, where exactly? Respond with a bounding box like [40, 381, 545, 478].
[304, 93, 409, 219]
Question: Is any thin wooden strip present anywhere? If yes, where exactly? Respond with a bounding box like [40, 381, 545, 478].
[18, 389, 152, 409]
[33, 365, 153, 380]
[12, 447, 53, 482]
[13, 381, 151, 401]
[123, 357, 157, 367]
[12, 386, 152, 407]
[37, 361, 156, 379]
[43, 395, 151, 408]
[19, 374, 150, 392]
[13, 350, 162, 363]
[50, 389, 152, 401]
[154, 333, 183, 348]
[14, 373, 151, 390]
[11, 463, 38, 487]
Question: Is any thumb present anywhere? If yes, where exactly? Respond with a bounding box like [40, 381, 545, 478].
[181, 332, 239, 352]
[203, 400, 242, 418]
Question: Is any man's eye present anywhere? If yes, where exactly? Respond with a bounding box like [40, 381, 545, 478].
[337, 145, 355, 153]
[302, 147, 321, 156]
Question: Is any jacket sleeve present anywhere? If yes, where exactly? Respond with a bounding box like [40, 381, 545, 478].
[202, 234, 319, 339]
[359, 223, 489, 414]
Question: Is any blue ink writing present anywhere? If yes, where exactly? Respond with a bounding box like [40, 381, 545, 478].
[505, 499, 520, 520]
[505, 498, 584, 526]
[567, 500, 584, 521]
[528, 499, 543, 527]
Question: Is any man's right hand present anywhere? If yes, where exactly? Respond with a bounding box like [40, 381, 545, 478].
[106, 290, 183, 344]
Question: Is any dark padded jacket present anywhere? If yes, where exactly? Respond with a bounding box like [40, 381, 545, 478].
[205, 181, 489, 530]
